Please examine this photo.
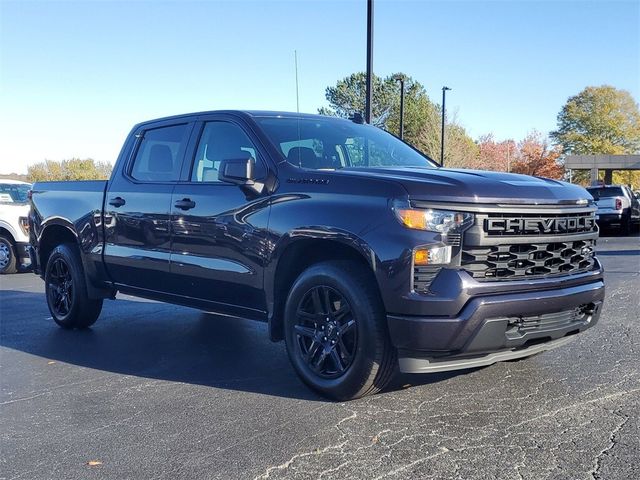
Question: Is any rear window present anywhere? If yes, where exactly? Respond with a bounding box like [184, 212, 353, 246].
[130, 124, 190, 182]
[587, 187, 623, 200]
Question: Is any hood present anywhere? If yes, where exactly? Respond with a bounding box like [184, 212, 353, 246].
[0, 202, 30, 214]
[335, 167, 592, 205]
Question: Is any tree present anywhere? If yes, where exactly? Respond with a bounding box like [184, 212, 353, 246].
[27, 158, 112, 182]
[415, 116, 479, 169]
[511, 131, 563, 179]
[475, 134, 517, 172]
[612, 170, 640, 189]
[320, 72, 477, 165]
[320, 72, 438, 135]
[319, 72, 396, 124]
[551, 85, 640, 155]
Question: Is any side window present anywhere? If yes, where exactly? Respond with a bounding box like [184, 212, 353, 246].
[130, 124, 190, 182]
[191, 121, 265, 183]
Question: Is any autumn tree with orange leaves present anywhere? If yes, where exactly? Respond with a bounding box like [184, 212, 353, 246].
[510, 131, 563, 179]
[475, 134, 517, 172]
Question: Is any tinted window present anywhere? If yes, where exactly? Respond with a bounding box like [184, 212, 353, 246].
[0, 183, 31, 204]
[191, 122, 264, 182]
[256, 117, 437, 170]
[130, 124, 190, 182]
[587, 187, 624, 199]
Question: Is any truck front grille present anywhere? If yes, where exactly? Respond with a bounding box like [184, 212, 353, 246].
[482, 211, 597, 236]
[462, 239, 596, 280]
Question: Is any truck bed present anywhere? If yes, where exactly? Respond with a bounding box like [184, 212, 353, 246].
[29, 180, 108, 277]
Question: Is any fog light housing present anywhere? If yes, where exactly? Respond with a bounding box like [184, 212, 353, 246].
[414, 246, 452, 266]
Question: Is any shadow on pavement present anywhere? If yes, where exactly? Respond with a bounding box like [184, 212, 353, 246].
[0, 290, 463, 401]
[598, 227, 640, 238]
[596, 250, 640, 256]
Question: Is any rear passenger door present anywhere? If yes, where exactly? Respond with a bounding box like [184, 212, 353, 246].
[168, 117, 272, 317]
[104, 121, 193, 292]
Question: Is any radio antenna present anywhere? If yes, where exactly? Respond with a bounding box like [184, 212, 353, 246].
[294, 50, 300, 113]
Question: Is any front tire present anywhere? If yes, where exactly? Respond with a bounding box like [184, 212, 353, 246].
[284, 261, 396, 400]
[0, 236, 18, 274]
[45, 243, 103, 329]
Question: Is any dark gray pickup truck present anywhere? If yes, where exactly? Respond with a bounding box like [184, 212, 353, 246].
[29, 111, 605, 399]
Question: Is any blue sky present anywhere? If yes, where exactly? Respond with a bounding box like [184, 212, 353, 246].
[1, 0, 638, 173]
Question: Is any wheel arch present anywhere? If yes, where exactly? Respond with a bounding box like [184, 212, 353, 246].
[0, 222, 18, 243]
[0, 226, 16, 243]
[268, 234, 381, 342]
[38, 221, 79, 276]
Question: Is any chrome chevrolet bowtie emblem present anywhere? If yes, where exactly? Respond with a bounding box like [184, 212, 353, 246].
[581, 246, 594, 257]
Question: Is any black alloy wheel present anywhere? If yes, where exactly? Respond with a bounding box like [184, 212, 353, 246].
[47, 257, 74, 318]
[45, 243, 103, 329]
[284, 261, 397, 400]
[294, 285, 357, 379]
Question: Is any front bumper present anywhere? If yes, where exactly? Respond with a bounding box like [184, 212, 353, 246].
[387, 262, 604, 372]
[398, 336, 576, 373]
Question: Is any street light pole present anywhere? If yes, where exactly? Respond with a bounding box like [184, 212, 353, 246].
[365, 0, 374, 124]
[392, 75, 405, 139]
[440, 86, 451, 166]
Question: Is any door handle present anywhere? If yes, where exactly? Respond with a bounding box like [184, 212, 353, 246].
[109, 197, 126, 208]
[174, 198, 196, 210]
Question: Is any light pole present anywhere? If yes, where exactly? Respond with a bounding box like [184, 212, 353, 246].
[365, 0, 374, 124]
[392, 75, 405, 139]
[440, 86, 451, 166]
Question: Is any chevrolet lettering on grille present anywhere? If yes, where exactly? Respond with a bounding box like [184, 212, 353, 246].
[485, 216, 596, 235]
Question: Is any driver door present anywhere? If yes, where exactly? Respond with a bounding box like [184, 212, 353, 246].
[168, 118, 272, 317]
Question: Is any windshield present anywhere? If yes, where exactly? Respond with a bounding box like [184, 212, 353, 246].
[0, 183, 31, 204]
[255, 117, 438, 170]
[587, 187, 623, 200]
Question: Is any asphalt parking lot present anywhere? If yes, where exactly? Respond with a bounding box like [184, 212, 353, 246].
[1, 231, 639, 480]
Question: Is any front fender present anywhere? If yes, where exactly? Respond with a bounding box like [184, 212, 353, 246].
[271, 226, 378, 271]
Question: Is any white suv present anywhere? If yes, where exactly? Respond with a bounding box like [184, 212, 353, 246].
[0, 179, 32, 274]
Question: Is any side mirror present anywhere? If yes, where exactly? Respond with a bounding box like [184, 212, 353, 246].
[218, 156, 255, 185]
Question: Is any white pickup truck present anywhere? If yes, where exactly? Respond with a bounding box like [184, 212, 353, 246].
[0, 179, 32, 274]
[587, 184, 640, 234]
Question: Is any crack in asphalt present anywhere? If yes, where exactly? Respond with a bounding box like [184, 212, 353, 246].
[372, 446, 451, 479]
[506, 387, 640, 430]
[254, 441, 349, 479]
[589, 410, 630, 480]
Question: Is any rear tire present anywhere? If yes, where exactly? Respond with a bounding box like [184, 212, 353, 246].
[284, 261, 397, 400]
[0, 236, 18, 274]
[45, 243, 103, 329]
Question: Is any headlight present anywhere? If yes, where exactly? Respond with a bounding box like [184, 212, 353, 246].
[18, 216, 29, 236]
[394, 207, 473, 234]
